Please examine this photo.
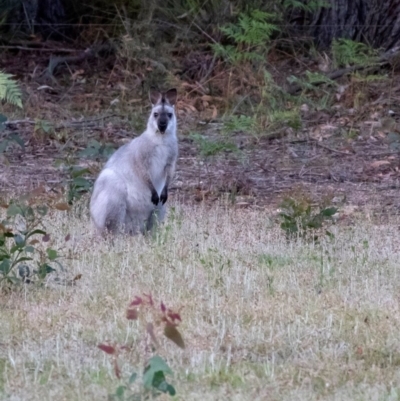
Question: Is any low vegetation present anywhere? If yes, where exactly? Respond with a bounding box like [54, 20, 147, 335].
[1, 202, 400, 400]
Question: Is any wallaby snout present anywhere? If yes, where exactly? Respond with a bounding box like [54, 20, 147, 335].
[90, 88, 178, 236]
[158, 118, 168, 133]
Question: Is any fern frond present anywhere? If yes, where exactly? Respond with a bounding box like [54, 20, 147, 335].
[283, 0, 330, 12]
[0, 71, 23, 108]
[332, 39, 378, 68]
[220, 10, 278, 47]
[305, 71, 337, 86]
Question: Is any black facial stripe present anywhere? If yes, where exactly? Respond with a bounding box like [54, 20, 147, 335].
[157, 105, 171, 119]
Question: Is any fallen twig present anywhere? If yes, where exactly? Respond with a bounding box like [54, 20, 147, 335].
[314, 141, 354, 156]
[288, 139, 355, 156]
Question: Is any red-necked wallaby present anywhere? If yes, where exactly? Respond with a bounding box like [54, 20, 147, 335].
[90, 88, 178, 235]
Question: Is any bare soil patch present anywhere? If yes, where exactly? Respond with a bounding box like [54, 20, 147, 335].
[1, 51, 400, 215]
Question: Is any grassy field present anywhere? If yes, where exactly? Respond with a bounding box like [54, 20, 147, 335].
[1, 203, 400, 400]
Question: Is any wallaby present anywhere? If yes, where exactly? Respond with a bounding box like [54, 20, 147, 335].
[90, 88, 178, 235]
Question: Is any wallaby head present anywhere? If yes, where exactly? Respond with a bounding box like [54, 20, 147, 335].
[148, 88, 177, 135]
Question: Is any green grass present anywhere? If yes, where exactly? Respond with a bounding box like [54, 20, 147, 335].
[1, 203, 400, 400]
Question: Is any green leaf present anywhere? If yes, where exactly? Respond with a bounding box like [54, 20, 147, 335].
[73, 177, 91, 188]
[0, 114, 7, 132]
[152, 371, 167, 390]
[7, 204, 22, 217]
[37, 263, 56, 279]
[25, 229, 46, 239]
[0, 139, 10, 153]
[24, 245, 35, 253]
[321, 207, 338, 217]
[0, 258, 11, 274]
[46, 248, 58, 260]
[8, 133, 24, 149]
[143, 356, 173, 390]
[166, 384, 176, 396]
[36, 205, 48, 216]
[115, 385, 126, 398]
[151, 371, 176, 395]
[0, 251, 9, 261]
[7, 276, 21, 284]
[129, 372, 137, 384]
[14, 234, 25, 247]
[70, 167, 90, 178]
[14, 257, 33, 264]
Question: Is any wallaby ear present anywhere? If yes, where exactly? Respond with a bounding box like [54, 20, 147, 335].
[164, 88, 177, 106]
[149, 89, 162, 106]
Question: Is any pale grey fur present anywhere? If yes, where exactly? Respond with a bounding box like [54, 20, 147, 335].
[90, 89, 178, 235]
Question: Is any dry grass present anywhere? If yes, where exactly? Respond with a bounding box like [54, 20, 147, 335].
[1, 202, 400, 400]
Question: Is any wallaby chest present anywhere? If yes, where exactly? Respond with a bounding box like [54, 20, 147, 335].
[150, 142, 176, 193]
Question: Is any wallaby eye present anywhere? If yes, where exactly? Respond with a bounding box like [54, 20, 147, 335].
[154, 113, 159, 118]
[167, 113, 172, 118]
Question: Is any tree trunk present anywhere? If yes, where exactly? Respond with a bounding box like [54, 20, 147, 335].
[289, 0, 400, 50]
[5, 0, 66, 39]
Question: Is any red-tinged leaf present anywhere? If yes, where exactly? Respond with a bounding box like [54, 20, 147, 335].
[98, 344, 116, 355]
[130, 296, 142, 306]
[167, 311, 182, 323]
[126, 308, 138, 320]
[42, 234, 50, 242]
[146, 323, 159, 347]
[29, 239, 40, 245]
[164, 324, 185, 349]
[161, 302, 166, 313]
[65, 234, 71, 242]
[114, 358, 121, 379]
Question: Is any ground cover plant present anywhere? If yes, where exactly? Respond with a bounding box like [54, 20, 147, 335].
[1, 203, 400, 400]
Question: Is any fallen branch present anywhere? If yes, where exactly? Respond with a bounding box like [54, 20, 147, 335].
[41, 43, 115, 82]
[289, 139, 355, 156]
[287, 45, 400, 95]
[0, 45, 77, 53]
[4, 114, 118, 129]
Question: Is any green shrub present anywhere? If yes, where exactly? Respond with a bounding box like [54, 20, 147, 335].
[279, 195, 338, 241]
[0, 198, 65, 287]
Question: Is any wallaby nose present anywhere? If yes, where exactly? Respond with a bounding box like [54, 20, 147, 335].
[158, 120, 168, 133]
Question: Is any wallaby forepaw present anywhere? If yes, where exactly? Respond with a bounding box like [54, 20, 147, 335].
[160, 187, 168, 204]
[151, 192, 160, 205]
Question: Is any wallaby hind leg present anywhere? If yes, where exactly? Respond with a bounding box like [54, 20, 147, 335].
[90, 179, 128, 235]
[92, 193, 127, 234]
